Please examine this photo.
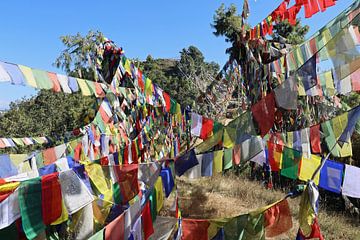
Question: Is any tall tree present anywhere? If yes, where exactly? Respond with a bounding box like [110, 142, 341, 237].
[54, 30, 104, 80]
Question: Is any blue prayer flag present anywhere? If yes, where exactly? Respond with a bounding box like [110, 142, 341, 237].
[319, 160, 344, 194]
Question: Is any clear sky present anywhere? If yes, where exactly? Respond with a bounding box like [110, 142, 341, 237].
[0, 0, 354, 109]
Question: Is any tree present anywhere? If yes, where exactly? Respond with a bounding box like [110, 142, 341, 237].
[54, 30, 104, 80]
[0, 90, 97, 153]
[211, 4, 245, 59]
[271, 19, 309, 45]
[138, 46, 220, 114]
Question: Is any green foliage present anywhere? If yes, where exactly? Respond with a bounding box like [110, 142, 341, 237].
[211, 4, 244, 58]
[139, 46, 219, 111]
[0, 90, 97, 153]
[271, 18, 309, 45]
[54, 30, 104, 80]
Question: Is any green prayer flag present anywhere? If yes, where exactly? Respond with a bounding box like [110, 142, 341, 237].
[32, 69, 52, 90]
[223, 148, 233, 170]
[19, 177, 46, 240]
[170, 98, 177, 115]
[213, 121, 223, 134]
[89, 229, 105, 240]
[149, 189, 157, 222]
[224, 214, 265, 240]
[112, 183, 121, 204]
[12, 138, 24, 146]
[281, 148, 302, 180]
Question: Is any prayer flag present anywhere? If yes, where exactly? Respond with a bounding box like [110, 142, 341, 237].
[68, 77, 79, 92]
[155, 177, 164, 213]
[200, 117, 213, 140]
[190, 112, 202, 137]
[251, 92, 276, 137]
[299, 155, 321, 185]
[0, 62, 25, 85]
[268, 142, 283, 172]
[310, 125, 321, 154]
[213, 150, 224, 174]
[319, 159, 344, 193]
[281, 148, 302, 180]
[199, 152, 213, 177]
[142, 201, 154, 240]
[18, 65, 37, 87]
[338, 106, 360, 146]
[264, 199, 292, 238]
[41, 173, 62, 225]
[342, 165, 360, 199]
[18, 177, 46, 240]
[105, 212, 125, 240]
[160, 168, 174, 197]
[57, 74, 72, 93]
[32, 69, 52, 90]
[223, 148, 233, 170]
[175, 149, 198, 177]
[181, 219, 210, 240]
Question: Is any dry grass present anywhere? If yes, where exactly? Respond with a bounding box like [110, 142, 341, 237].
[176, 174, 360, 240]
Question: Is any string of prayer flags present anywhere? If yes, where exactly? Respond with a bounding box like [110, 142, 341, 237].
[0, 60, 107, 97]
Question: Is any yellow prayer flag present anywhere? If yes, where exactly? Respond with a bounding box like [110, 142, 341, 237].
[298, 81, 306, 96]
[324, 71, 335, 96]
[338, 141, 352, 157]
[124, 59, 132, 74]
[274, 151, 283, 169]
[154, 177, 164, 213]
[213, 150, 224, 174]
[298, 186, 316, 237]
[223, 128, 235, 148]
[77, 79, 92, 96]
[0, 182, 20, 193]
[9, 154, 31, 172]
[299, 155, 321, 185]
[85, 164, 113, 200]
[331, 112, 348, 138]
[286, 132, 294, 148]
[18, 65, 37, 88]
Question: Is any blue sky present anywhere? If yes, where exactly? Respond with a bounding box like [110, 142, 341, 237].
[0, 0, 354, 109]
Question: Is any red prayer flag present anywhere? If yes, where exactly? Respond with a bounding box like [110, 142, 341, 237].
[181, 219, 210, 240]
[200, 117, 214, 140]
[112, 164, 139, 204]
[142, 201, 154, 240]
[251, 92, 276, 137]
[310, 125, 321, 153]
[138, 70, 145, 92]
[264, 199, 292, 237]
[233, 144, 241, 165]
[268, 142, 283, 172]
[297, 218, 324, 240]
[43, 148, 57, 166]
[163, 92, 171, 112]
[47, 72, 61, 93]
[41, 173, 62, 225]
[95, 82, 105, 98]
[105, 212, 125, 240]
